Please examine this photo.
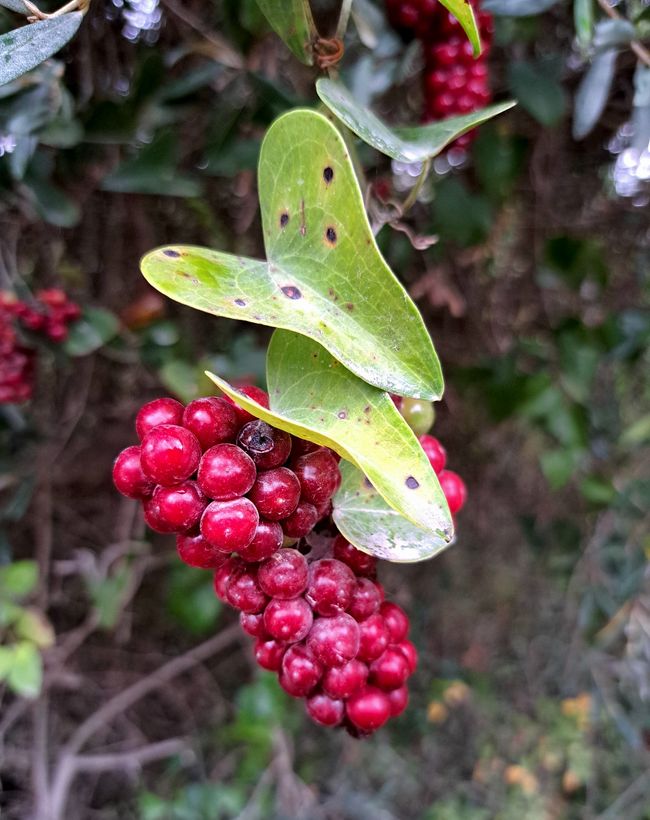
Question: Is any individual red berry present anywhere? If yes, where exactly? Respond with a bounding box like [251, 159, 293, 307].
[238, 520, 283, 562]
[438, 469, 467, 514]
[197, 444, 257, 501]
[213, 557, 245, 602]
[346, 686, 391, 733]
[279, 643, 323, 697]
[223, 384, 270, 425]
[387, 685, 409, 717]
[201, 498, 259, 552]
[140, 424, 201, 486]
[46, 322, 68, 343]
[332, 535, 377, 577]
[258, 549, 308, 599]
[396, 640, 418, 674]
[292, 449, 340, 507]
[136, 397, 184, 439]
[177, 532, 226, 570]
[248, 467, 301, 521]
[240, 611, 268, 638]
[147, 481, 206, 533]
[237, 420, 292, 470]
[264, 597, 313, 643]
[226, 565, 268, 613]
[348, 579, 382, 622]
[305, 559, 356, 616]
[307, 614, 360, 668]
[254, 638, 286, 671]
[112, 445, 155, 500]
[419, 435, 446, 474]
[281, 501, 318, 539]
[182, 397, 239, 449]
[369, 647, 411, 690]
[322, 659, 368, 699]
[357, 613, 390, 663]
[143, 497, 174, 533]
[379, 601, 410, 643]
[306, 693, 344, 727]
[290, 437, 320, 458]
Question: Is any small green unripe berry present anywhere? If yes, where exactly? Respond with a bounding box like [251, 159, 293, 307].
[400, 397, 435, 436]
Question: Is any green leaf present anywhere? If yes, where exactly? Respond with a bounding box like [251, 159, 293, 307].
[0, 646, 14, 680]
[142, 109, 442, 400]
[167, 564, 222, 635]
[592, 19, 635, 51]
[63, 307, 120, 356]
[0, 13, 83, 86]
[483, 0, 560, 14]
[255, 0, 316, 65]
[22, 176, 80, 228]
[7, 641, 42, 698]
[509, 60, 567, 127]
[574, 0, 593, 50]
[333, 461, 451, 562]
[0, 560, 38, 600]
[437, 0, 482, 56]
[88, 565, 132, 630]
[208, 330, 453, 553]
[316, 78, 515, 162]
[15, 608, 55, 648]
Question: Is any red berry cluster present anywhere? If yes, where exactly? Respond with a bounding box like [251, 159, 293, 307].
[0, 289, 81, 404]
[418, 433, 467, 515]
[385, 0, 494, 149]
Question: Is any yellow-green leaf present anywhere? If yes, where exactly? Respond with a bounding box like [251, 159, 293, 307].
[438, 0, 482, 57]
[255, 0, 317, 65]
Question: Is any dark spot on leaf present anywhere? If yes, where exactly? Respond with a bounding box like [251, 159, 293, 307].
[323, 166, 334, 183]
[345, 303, 354, 311]
[337, 411, 347, 420]
[405, 476, 420, 489]
[280, 212, 289, 228]
[364, 406, 371, 413]
[281, 285, 301, 300]
[163, 249, 180, 258]
[234, 299, 246, 307]
[325, 227, 337, 245]
[364, 477, 373, 489]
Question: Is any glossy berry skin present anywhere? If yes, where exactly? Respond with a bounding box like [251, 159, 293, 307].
[438, 469, 467, 514]
[346, 686, 391, 733]
[321, 659, 368, 700]
[201, 498, 259, 552]
[148, 481, 206, 533]
[177, 533, 227, 570]
[240, 611, 267, 638]
[264, 597, 313, 643]
[306, 693, 344, 727]
[400, 397, 435, 436]
[226, 565, 268, 613]
[136, 397, 184, 440]
[292, 448, 340, 507]
[238, 520, 283, 562]
[307, 614, 360, 668]
[419, 435, 446, 475]
[396, 640, 418, 674]
[380, 602, 410, 643]
[237, 420, 292, 470]
[357, 613, 390, 663]
[213, 557, 244, 602]
[290, 437, 320, 458]
[140, 424, 201, 486]
[348, 579, 382, 622]
[197, 444, 256, 501]
[182, 397, 239, 449]
[387, 685, 409, 717]
[254, 638, 285, 671]
[112, 446, 155, 500]
[281, 501, 318, 539]
[258, 549, 308, 599]
[248, 467, 301, 521]
[223, 384, 269, 425]
[333, 535, 377, 577]
[279, 643, 323, 697]
[305, 559, 356, 616]
[369, 647, 411, 691]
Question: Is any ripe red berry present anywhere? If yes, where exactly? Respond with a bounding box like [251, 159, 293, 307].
[254, 637, 285, 671]
[307, 614, 360, 668]
[237, 420, 292, 469]
[257, 549, 308, 599]
[290, 437, 320, 458]
[201, 498, 259, 552]
[226, 565, 268, 613]
[279, 643, 323, 697]
[238, 520, 283, 562]
[240, 611, 267, 638]
[419, 435, 447, 474]
[305, 559, 356, 616]
[281, 501, 318, 539]
[379, 601, 410, 643]
[264, 597, 313, 643]
[140, 424, 201, 486]
[248, 467, 301, 521]
[223, 384, 269, 424]
[438, 469, 467, 514]
[369, 647, 411, 690]
[292, 448, 340, 507]
[147, 481, 206, 533]
[112, 445, 155, 500]
[348, 578, 382, 622]
[177, 532, 226, 569]
[197, 444, 256, 500]
[136, 397, 184, 439]
[306, 693, 344, 727]
[332, 535, 377, 577]
[396, 640, 418, 674]
[213, 557, 244, 602]
[182, 397, 239, 449]
[346, 686, 391, 733]
[357, 613, 390, 663]
[387, 685, 409, 717]
[322, 658, 368, 699]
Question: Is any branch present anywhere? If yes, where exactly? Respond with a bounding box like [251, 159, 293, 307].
[71, 738, 189, 773]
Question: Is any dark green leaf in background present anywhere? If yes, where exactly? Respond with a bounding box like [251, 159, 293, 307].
[509, 60, 567, 126]
[573, 49, 618, 140]
[255, 0, 316, 65]
[483, 0, 560, 15]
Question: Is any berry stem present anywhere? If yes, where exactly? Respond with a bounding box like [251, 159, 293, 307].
[400, 158, 432, 217]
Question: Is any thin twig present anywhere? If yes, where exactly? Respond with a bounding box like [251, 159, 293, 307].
[596, 0, 650, 67]
[71, 737, 189, 773]
[335, 0, 354, 40]
[400, 158, 432, 216]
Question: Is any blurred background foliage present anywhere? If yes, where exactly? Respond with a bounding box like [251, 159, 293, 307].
[0, 0, 649, 818]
